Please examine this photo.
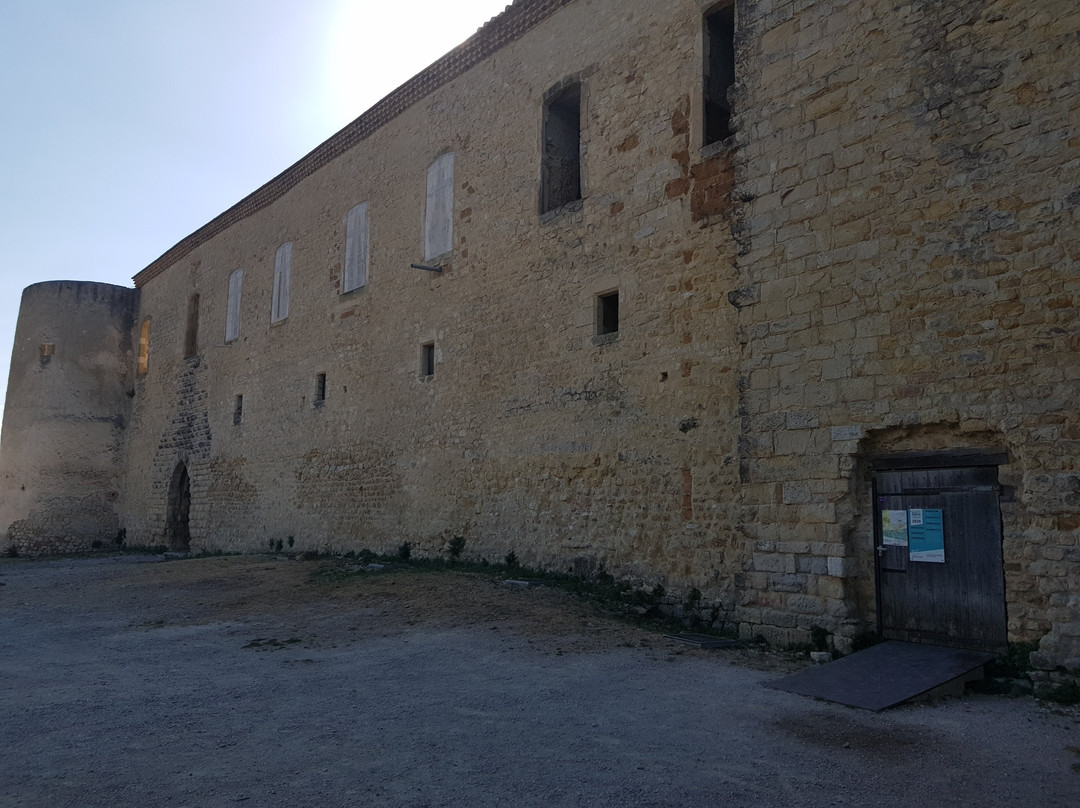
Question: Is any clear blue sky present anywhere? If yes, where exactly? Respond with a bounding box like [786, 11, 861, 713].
[0, 0, 510, 425]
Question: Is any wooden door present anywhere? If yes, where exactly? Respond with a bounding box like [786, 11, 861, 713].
[874, 464, 1007, 652]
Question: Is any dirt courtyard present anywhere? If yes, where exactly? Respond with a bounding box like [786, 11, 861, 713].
[1, 554, 1077, 807]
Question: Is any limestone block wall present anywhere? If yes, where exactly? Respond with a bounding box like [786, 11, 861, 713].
[730, 0, 1079, 667]
[35, 0, 1072, 673]
[0, 282, 137, 554]
[120, 0, 746, 603]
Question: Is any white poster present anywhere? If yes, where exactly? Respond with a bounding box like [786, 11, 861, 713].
[882, 509, 909, 546]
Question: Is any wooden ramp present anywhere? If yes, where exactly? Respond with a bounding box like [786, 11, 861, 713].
[765, 641, 996, 711]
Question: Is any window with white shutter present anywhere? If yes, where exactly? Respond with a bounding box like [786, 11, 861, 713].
[271, 242, 292, 323]
[343, 203, 370, 293]
[225, 268, 243, 342]
[424, 153, 454, 260]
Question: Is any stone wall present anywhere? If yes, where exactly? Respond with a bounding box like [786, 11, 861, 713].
[120, 0, 746, 606]
[0, 282, 137, 554]
[730, 0, 1079, 670]
[6, 0, 1076, 674]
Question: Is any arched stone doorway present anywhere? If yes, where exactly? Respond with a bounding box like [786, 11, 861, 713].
[167, 462, 191, 552]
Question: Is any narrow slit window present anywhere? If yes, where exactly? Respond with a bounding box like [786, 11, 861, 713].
[233, 394, 243, 425]
[226, 268, 243, 342]
[138, 318, 151, 374]
[704, 4, 736, 145]
[424, 153, 454, 260]
[343, 202, 370, 293]
[541, 82, 582, 214]
[314, 373, 327, 405]
[184, 294, 200, 357]
[421, 343, 435, 377]
[272, 242, 292, 323]
[597, 291, 619, 336]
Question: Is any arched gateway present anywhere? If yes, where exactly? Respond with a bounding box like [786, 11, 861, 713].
[166, 462, 191, 552]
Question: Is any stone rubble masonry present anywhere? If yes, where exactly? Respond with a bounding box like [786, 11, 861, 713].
[731, 0, 1079, 674]
[1, 0, 1077, 676]
[117, 0, 745, 610]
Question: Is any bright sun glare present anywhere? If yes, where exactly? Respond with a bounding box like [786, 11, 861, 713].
[319, 0, 511, 133]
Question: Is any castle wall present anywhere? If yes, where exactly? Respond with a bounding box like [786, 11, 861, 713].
[5, 0, 1076, 673]
[120, 0, 746, 602]
[0, 281, 137, 554]
[730, 0, 1079, 668]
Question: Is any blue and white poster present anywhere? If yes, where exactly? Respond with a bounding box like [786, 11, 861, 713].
[908, 508, 945, 563]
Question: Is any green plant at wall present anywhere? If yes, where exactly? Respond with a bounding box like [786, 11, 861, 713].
[984, 641, 1039, 678]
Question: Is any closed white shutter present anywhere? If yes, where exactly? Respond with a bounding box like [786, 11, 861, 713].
[272, 242, 292, 323]
[225, 268, 243, 341]
[424, 152, 454, 260]
[344, 203, 370, 292]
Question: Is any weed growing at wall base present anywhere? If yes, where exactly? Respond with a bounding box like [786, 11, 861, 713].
[305, 549, 737, 641]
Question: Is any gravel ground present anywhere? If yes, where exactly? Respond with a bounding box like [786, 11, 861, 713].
[1, 554, 1077, 807]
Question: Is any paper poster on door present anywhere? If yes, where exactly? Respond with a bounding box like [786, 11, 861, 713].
[908, 508, 945, 562]
[881, 510, 908, 546]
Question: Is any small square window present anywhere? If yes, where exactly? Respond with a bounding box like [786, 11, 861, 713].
[233, 395, 243, 425]
[597, 291, 619, 336]
[314, 373, 327, 405]
[421, 343, 435, 377]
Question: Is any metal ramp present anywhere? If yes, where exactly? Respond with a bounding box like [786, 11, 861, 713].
[765, 641, 996, 711]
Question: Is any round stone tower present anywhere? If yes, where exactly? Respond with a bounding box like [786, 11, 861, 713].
[0, 281, 138, 554]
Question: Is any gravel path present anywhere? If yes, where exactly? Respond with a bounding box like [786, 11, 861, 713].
[1, 555, 1077, 807]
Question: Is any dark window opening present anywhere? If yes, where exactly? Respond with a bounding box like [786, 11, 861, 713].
[597, 291, 619, 336]
[315, 373, 327, 405]
[184, 294, 200, 357]
[233, 395, 243, 425]
[541, 83, 582, 214]
[421, 343, 435, 377]
[704, 4, 736, 145]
